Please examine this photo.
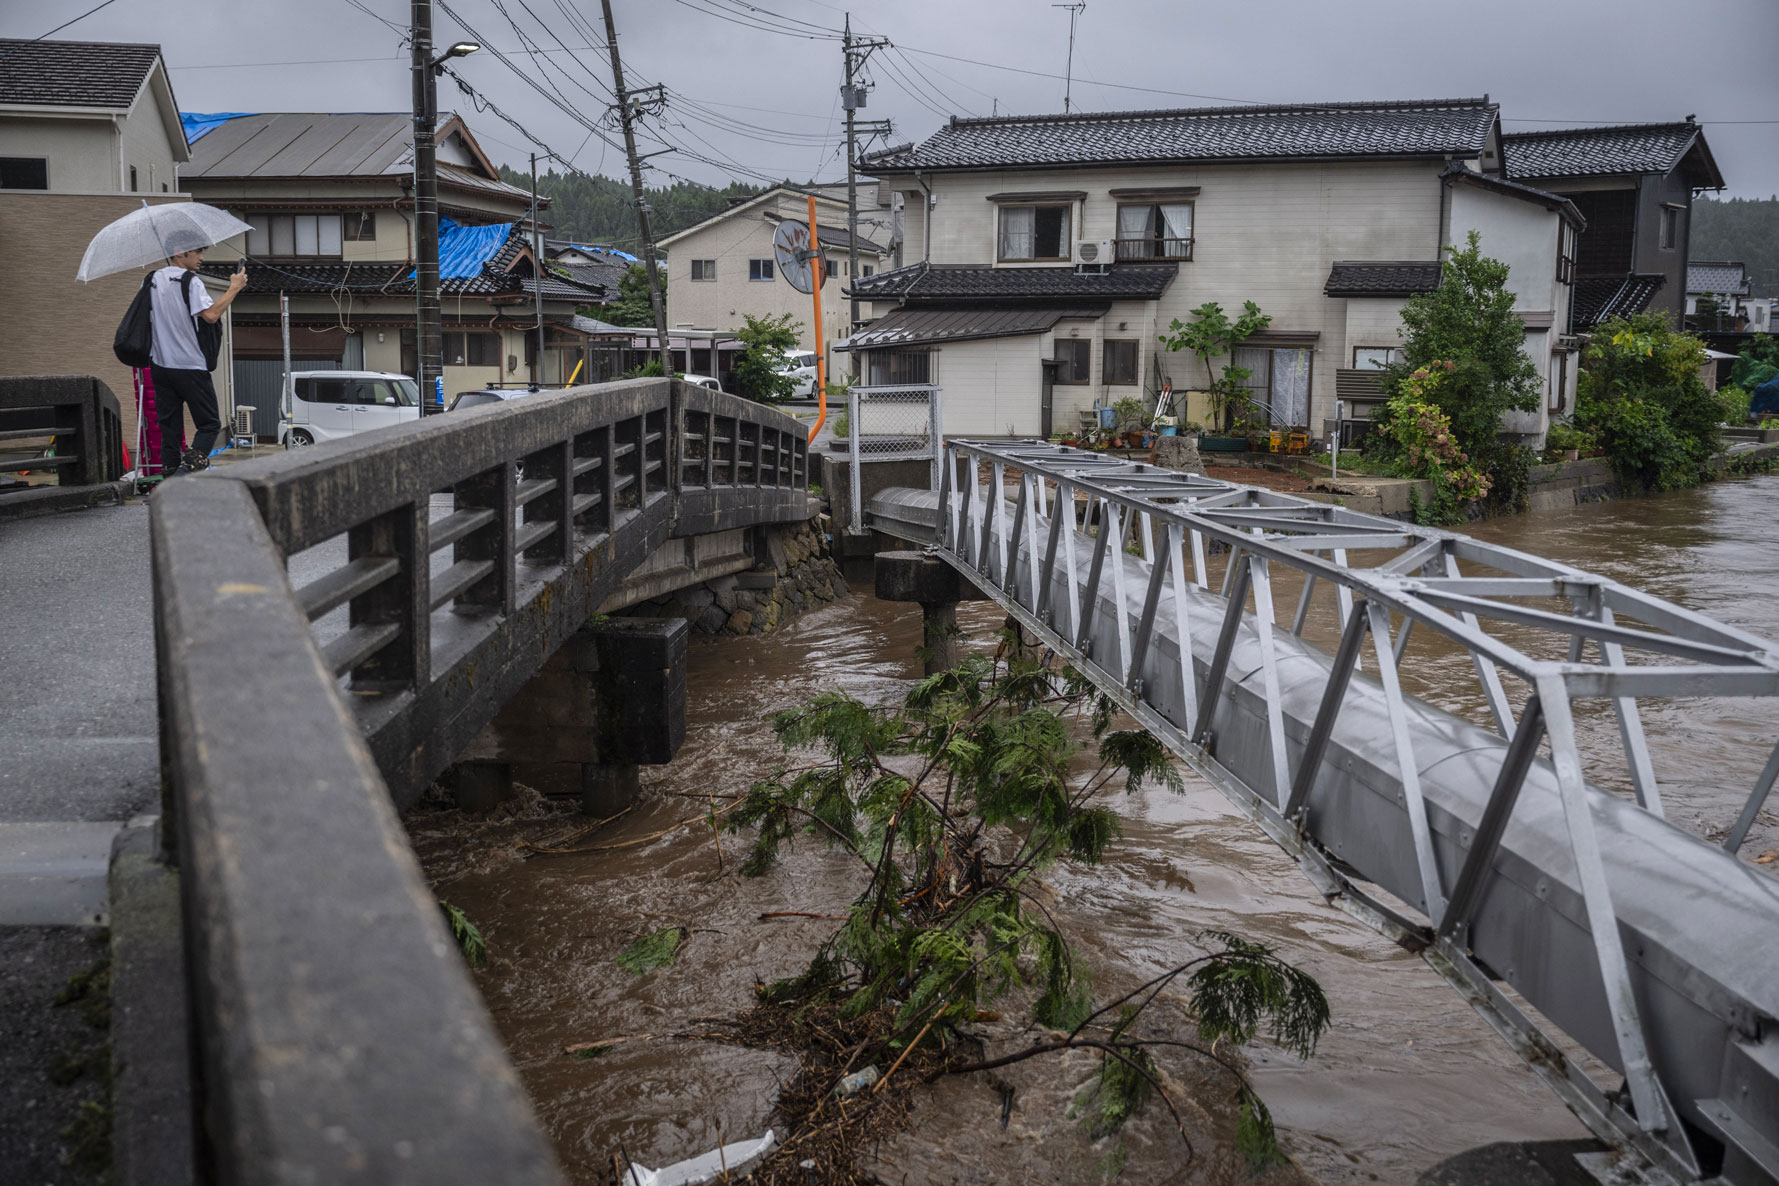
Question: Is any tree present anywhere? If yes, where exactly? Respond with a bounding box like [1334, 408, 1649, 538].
[595, 264, 661, 328]
[1370, 232, 1540, 509]
[1157, 301, 1272, 430]
[726, 643, 1329, 1177]
[731, 313, 803, 404]
[1575, 313, 1726, 490]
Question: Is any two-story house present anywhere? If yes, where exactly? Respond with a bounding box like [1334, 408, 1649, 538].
[657, 184, 885, 384]
[0, 38, 217, 456]
[182, 111, 612, 433]
[847, 98, 1580, 443]
[1686, 261, 1771, 333]
[1502, 120, 1724, 332]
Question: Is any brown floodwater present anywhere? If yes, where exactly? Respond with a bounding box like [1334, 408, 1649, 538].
[410, 474, 1779, 1185]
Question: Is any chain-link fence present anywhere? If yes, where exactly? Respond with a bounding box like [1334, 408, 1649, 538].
[844, 384, 942, 531]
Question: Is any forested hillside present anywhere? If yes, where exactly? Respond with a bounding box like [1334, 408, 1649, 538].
[1692, 196, 1779, 293]
[495, 167, 762, 249]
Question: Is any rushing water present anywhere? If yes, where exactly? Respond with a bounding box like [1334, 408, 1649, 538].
[411, 475, 1779, 1185]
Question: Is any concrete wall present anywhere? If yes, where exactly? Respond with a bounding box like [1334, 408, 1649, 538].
[0, 190, 242, 456]
[0, 116, 118, 192]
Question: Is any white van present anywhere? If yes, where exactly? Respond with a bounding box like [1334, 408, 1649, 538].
[776, 350, 819, 397]
[281, 371, 422, 447]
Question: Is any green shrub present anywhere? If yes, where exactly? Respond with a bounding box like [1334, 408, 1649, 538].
[1575, 314, 1726, 491]
[732, 312, 804, 404]
[1720, 384, 1752, 424]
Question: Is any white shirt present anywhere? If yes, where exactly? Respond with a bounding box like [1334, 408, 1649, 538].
[148, 266, 215, 371]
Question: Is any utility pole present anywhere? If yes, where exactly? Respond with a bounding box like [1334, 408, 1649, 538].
[411, 0, 442, 412]
[1053, 1, 1085, 114]
[531, 151, 545, 384]
[599, 0, 670, 374]
[840, 15, 890, 374]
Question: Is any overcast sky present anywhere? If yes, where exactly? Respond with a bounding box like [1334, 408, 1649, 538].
[10, 0, 1778, 197]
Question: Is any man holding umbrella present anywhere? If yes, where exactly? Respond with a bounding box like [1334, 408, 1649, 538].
[149, 233, 246, 476]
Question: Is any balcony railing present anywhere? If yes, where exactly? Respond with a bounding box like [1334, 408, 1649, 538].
[1114, 236, 1193, 262]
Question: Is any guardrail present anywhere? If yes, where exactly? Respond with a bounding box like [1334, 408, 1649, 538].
[0, 375, 125, 515]
[150, 378, 809, 1184]
[925, 440, 1779, 1186]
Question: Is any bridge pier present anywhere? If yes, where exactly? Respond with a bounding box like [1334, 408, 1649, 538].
[874, 551, 990, 675]
[450, 617, 687, 814]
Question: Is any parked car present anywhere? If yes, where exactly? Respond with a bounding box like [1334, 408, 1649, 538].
[776, 350, 819, 397]
[282, 371, 420, 446]
[448, 385, 541, 412]
[680, 373, 726, 393]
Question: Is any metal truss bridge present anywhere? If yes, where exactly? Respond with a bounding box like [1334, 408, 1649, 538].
[866, 441, 1779, 1186]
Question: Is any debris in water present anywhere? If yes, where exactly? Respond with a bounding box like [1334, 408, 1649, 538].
[834, 1065, 879, 1097]
[622, 1130, 776, 1186]
[616, 927, 685, 975]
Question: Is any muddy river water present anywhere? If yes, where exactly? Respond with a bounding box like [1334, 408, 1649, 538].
[410, 475, 1779, 1185]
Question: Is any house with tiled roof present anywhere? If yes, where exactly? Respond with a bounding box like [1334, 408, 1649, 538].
[180, 112, 614, 432]
[0, 38, 211, 455]
[1502, 120, 1724, 330]
[1686, 261, 1771, 334]
[850, 98, 1580, 442]
[656, 184, 888, 382]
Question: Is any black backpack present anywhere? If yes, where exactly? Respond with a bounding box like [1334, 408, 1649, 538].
[112, 274, 154, 367]
[112, 270, 224, 372]
[180, 270, 224, 372]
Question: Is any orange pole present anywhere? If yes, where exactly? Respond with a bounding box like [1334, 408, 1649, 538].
[806, 194, 827, 443]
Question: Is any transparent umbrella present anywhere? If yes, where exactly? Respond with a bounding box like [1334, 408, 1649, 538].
[76, 201, 253, 282]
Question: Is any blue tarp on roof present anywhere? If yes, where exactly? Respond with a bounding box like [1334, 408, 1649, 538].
[408, 217, 518, 281]
[571, 243, 637, 262]
[180, 112, 257, 142]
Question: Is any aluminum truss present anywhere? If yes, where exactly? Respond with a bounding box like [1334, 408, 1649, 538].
[910, 441, 1779, 1186]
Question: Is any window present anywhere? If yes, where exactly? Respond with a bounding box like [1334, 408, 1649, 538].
[1556, 221, 1576, 284]
[691, 259, 716, 281]
[1353, 347, 1402, 370]
[1660, 206, 1680, 250]
[443, 332, 500, 367]
[343, 212, 376, 241]
[749, 258, 775, 281]
[299, 377, 350, 404]
[1054, 339, 1090, 384]
[352, 378, 418, 406]
[998, 204, 1071, 261]
[1115, 203, 1193, 260]
[251, 213, 345, 258]
[867, 349, 933, 386]
[129, 165, 138, 192]
[1232, 347, 1312, 427]
[1549, 350, 1568, 414]
[0, 157, 48, 190]
[863, 264, 874, 277]
[1104, 340, 1138, 386]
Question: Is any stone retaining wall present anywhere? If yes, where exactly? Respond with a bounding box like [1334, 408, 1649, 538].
[622, 516, 850, 636]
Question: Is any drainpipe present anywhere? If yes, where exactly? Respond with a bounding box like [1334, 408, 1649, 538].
[916, 171, 933, 264]
[1437, 161, 1453, 256]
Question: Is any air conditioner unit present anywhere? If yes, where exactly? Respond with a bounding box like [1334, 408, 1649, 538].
[1075, 239, 1113, 269]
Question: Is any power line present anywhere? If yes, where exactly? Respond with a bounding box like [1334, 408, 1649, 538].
[0, 0, 124, 58]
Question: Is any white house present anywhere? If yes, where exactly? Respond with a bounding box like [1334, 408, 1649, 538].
[658, 184, 887, 382]
[846, 98, 1582, 443]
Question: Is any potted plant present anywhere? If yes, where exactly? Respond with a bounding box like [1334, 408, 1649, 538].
[1160, 300, 1272, 451]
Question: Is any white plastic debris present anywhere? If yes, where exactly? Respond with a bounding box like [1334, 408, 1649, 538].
[621, 1130, 777, 1186]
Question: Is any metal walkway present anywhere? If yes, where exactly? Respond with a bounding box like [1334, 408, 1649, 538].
[866, 442, 1779, 1186]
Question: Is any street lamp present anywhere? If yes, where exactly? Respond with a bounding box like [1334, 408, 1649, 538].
[432, 41, 478, 68]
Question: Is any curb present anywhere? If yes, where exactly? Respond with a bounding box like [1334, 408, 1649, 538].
[108, 817, 195, 1186]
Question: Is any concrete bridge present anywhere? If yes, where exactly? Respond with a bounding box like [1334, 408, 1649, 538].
[866, 442, 1779, 1186]
[3, 375, 816, 1186]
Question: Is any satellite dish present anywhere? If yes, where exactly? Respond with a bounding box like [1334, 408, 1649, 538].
[772, 219, 820, 295]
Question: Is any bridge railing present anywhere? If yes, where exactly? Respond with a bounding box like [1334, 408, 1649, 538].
[933, 439, 1779, 1186]
[0, 375, 125, 514]
[149, 379, 808, 1185]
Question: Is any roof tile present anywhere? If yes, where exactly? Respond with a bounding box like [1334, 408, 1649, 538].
[1324, 261, 1443, 298]
[862, 98, 1498, 173]
[0, 39, 160, 109]
[849, 262, 1177, 302]
[1572, 274, 1666, 329]
[1687, 262, 1749, 297]
[1502, 123, 1702, 180]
